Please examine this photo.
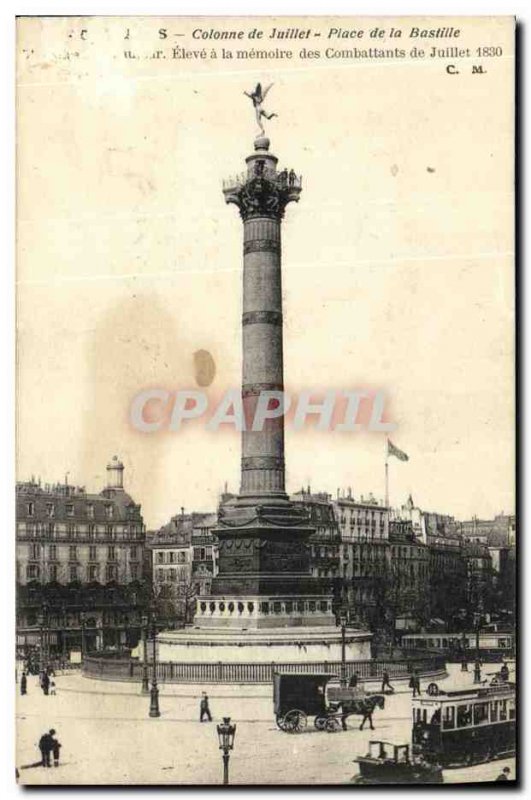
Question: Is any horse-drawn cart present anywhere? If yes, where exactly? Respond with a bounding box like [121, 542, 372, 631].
[273, 672, 384, 734]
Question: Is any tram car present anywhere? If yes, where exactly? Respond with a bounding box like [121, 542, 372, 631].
[411, 682, 516, 767]
[353, 741, 443, 784]
[273, 672, 369, 733]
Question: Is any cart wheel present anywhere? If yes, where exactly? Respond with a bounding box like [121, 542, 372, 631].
[275, 713, 287, 732]
[325, 717, 341, 733]
[314, 716, 327, 731]
[284, 709, 307, 733]
[427, 683, 439, 696]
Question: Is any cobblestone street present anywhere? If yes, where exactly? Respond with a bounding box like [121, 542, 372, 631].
[16, 663, 515, 785]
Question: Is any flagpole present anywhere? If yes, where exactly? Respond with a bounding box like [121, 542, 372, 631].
[385, 438, 389, 509]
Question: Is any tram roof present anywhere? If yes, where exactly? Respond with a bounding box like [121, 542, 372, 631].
[413, 684, 515, 705]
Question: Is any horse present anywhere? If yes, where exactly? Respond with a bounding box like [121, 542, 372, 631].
[330, 694, 386, 731]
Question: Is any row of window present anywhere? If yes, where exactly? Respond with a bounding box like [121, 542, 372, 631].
[153, 546, 214, 565]
[314, 568, 338, 578]
[391, 545, 428, 560]
[403, 635, 513, 649]
[311, 545, 339, 559]
[414, 699, 515, 730]
[27, 544, 140, 561]
[26, 501, 126, 519]
[20, 522, 142, 537]
[155, 550, 189, 565]
[341, 531, 388, 543]
[24, 563, 140, 581]
[339, 508, 385, 520]
[155, 567, 193, 583]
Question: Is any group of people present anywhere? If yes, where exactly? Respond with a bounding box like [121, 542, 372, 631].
[39, 668, 56, 696]
[351, 668, 422, 697]
[20, 666, 56, 696]
[38, 729, 61, 768]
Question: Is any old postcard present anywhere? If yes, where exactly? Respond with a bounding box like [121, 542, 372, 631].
[16, 15, 515, 785]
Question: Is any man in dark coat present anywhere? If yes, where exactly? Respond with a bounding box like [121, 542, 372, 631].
[38, 729, 55, 767]
[20, 671, 27, 695]
[42, 671, 50, 696]
[410, 670, 421, 697]
[381, 670, 394, 694]
[200, 692, 212, 722]
[496, 767, 511, 781]
[348, 673, 359, 689]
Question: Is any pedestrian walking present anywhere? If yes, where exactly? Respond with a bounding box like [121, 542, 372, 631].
[359, 707, 375, 731]
[409, 670, 421, 698]
[38, 729, 55, 767]
[41, 671, 50, 696]
[199, 692, 212, 722]
[348, 672, 359, 689]
[381, 670, 394, 694]
[20, 671, 27, 696]
[50, 732, 62, 767]
[50, 680, 57, 696]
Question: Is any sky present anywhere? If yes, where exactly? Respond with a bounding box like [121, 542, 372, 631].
[16, 16, 515, 528]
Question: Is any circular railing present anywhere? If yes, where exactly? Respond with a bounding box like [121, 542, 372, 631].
[82, 653, 447, 684]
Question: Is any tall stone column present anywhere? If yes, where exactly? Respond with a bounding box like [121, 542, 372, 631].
[203, 132, 333, 628]
[241, 212, 285, 499]
[224, 135, 301, 506]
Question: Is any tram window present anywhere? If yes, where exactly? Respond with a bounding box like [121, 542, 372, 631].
[473, 702, 488, 725]
[490, 701, 498, 722]
[442, 705, 455, 730]
[422, 709, 427, 724]
[430, 709, 441, 726]
[396, 748, 408, 763]
[499, 700, 507, 721]
[509, 703, 516, 721]
[457, 705, 472, 727]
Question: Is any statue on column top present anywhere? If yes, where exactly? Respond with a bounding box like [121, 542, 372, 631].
[244, 82, 277, 136]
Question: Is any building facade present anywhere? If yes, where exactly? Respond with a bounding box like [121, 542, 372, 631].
[16, 457, 147, 659]
[388, 519, 430, 632]
[148, 511, 218, 626]
[332, 491, 390, 631]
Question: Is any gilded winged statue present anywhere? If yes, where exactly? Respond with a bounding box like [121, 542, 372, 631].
[244, 82, 278, 135]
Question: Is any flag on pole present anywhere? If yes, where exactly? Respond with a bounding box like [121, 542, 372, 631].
[387, 439, 409, 462]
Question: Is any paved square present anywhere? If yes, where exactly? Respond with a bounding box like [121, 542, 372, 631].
[16, 664, 515, 785]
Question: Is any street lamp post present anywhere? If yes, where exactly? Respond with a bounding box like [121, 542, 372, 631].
[141, 613, 149, 694]
[216, 717, 236, 785]
[149, 614, 160, 717]
[39, 601, 49, 672]
[339, 611, 348, 688]
[473, 612, 482, 684]
[80, 613, 87, 660]
[61, 605, 68, 667]
[461, 631, 468, 671]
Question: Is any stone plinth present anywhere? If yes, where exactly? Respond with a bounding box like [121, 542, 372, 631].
[194, 594, 335, 629]
[157, 625, 372, 665]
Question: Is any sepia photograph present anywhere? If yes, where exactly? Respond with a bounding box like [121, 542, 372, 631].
[14, 12, 515, 786]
